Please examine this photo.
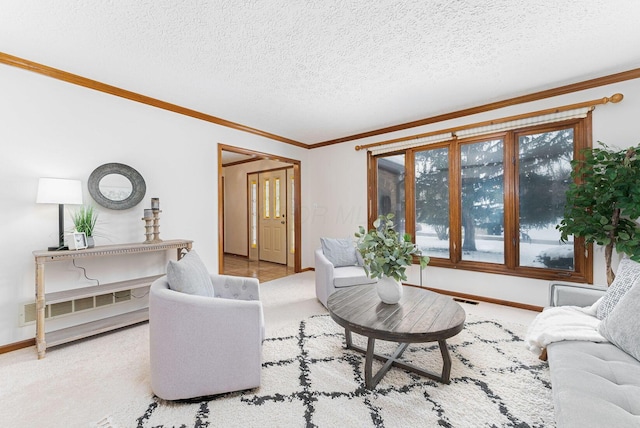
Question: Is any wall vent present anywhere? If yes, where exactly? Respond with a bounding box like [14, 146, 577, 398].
[51, 301, 73, 317]
[96, 293, 114, 307]
[20, 289, 137, 325]
[453, 297, 480, 305]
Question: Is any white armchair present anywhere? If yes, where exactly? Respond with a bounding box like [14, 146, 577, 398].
[149, 274, 264, 401]
[315, 248, 376, 308]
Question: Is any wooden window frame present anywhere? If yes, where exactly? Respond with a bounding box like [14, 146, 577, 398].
[367, 115, 593, 283]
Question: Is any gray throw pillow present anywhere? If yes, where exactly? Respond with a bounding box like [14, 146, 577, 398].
[596, 258, 640, 320]
[320, 237, 358, 267]
[166, 250, 215, 297]
[599, 282, 640, 361]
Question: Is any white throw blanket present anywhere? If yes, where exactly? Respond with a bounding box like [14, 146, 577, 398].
[525, 297, 607, 357]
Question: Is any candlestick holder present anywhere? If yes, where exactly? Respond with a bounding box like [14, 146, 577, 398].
[152, 210, 163, 243]
[142, 216, 154, 244]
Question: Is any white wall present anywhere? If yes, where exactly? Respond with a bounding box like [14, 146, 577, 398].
[309, 79, 640, 308]
[2, 58, 639, 347]
[305, 141, 370, 240]
[0, 63, 308, 346]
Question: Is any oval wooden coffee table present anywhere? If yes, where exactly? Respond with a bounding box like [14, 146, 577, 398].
[327, 284, 466, 389]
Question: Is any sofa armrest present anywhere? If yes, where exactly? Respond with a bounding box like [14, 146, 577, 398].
[548, 281, 607, 307]
[315, 248, 335, 307]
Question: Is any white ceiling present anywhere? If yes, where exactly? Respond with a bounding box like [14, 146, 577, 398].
[2, 1, 640, 145]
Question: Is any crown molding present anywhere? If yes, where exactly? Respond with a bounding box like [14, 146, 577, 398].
[3, 51, 639, 151]
[310, 67, 640, 148]
[0, 51, 306, 148]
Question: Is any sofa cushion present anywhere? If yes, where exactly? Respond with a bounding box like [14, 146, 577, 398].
[166, 250, 215, 297]
[320, 237, 359, 267]
[599, 281, 640, 361]
[597, 258, 640, 320]
[333, 266, 377, 288]
[548, 340, 640, 428]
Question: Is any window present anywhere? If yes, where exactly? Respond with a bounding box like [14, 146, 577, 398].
[376, 154, 406, 236]
[517, 128, 575, 271]
[371, 117, 591, 282]
[460, 138, 504, 264]
[415, 147, 449, 259]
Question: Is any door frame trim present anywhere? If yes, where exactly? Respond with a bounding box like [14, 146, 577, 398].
[218, 144, 301, 274]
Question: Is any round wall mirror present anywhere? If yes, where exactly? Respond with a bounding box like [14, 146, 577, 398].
[88, 163, 146, 210]
[99, 173, 133, 201]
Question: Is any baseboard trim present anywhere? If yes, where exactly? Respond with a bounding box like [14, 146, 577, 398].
[0, 279, 539, 354]
[0, 338, 34, 355]
[311, 266, 542, 311]
[406, 284, 543, 312]
[223, 252, 249, 258]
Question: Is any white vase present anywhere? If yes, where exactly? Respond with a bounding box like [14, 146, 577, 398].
[376, 276, 403, 304]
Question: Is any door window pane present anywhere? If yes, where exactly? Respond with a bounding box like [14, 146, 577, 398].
[415, 147, 450, 258]
[275, 178, 281, 218]
[251, 180, 257, 248]
[377, 155, 406, 236]
[263, 179, 270, 218]
[518, 129, 574, 270]
[460, 139, 504, 263]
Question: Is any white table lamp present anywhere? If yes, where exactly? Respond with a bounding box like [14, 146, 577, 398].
[36, 178, 83, 250]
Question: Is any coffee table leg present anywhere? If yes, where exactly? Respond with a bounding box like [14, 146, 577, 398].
[439, 339, 452, 384]
[364, 339, 410, 389]
[344, 328, 353, 348]
[343, 329, 383, 388]
[364, 337, 375, 389]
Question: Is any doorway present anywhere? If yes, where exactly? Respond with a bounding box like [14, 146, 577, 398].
[218, 144, 301, 276]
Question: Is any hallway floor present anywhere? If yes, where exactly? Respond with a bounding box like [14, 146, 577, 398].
[222, 253, 296, 283]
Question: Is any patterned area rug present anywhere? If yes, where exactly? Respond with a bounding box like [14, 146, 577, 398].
[112, 313, 554, 427]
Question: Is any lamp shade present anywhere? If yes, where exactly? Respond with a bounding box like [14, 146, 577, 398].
[36, 178, 83, 205]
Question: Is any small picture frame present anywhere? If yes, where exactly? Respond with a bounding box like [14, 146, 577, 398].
[66, 232, 88, 250]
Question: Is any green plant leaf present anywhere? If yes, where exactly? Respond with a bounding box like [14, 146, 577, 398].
[355, 214, 430, 281]
[71, 205, 99, 237]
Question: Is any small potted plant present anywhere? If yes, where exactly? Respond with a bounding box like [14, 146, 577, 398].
[71, 205, 99, 248]
[355, 213, 430, 304]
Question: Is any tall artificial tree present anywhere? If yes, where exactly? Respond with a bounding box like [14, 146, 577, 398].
[557, 142, 640, 285]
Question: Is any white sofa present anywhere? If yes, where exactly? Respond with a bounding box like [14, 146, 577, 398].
[546, 281, 640, 427]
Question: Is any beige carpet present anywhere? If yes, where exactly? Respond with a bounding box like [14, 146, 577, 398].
[0, 271, 546, 427]
[104, 313, 552, 427]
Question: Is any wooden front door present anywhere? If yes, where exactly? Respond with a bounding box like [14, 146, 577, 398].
[259, 169, 287, 264]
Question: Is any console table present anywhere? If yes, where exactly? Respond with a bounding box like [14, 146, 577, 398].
[33, 239, 192, 359]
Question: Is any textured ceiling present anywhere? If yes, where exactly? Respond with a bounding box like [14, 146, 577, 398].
[2, 0, 640, 145]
